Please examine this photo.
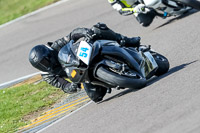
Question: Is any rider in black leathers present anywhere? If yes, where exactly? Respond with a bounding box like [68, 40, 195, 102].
[29, 23, 141, 102]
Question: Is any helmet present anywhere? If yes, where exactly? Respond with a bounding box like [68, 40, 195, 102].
[29, 44, 59, 72]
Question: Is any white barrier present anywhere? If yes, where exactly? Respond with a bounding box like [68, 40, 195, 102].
[0, 72, 41, 90]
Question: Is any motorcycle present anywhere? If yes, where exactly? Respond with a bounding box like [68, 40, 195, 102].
[143, 0, 200, 17]
[58, 38, 169, 91]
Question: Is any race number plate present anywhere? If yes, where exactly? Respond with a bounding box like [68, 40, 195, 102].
[77, 41, 92, 65]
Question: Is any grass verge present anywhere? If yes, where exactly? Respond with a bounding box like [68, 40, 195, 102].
[0, 81, 67, 133]
[0, 0, 60, 25]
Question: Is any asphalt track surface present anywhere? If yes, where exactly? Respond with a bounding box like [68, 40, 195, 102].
[1, 0, 200, 132]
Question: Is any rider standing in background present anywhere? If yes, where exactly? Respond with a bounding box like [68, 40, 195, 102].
[107, 0, 158, 27]
[29, 23, 141, 102]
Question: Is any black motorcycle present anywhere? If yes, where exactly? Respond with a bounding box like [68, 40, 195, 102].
[58, 39, 169, 91]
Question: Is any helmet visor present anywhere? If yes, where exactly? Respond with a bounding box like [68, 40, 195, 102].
[39, 57, 51, 71]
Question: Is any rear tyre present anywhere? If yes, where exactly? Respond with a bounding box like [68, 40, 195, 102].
[174, 0, 200, 10]
[152, 53, 170, 76]
[96, 66, 147, 89]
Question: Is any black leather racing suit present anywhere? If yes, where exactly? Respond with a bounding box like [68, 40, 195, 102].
[41, 23, 140, 102]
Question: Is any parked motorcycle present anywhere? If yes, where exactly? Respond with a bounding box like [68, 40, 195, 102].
[143, 0, 200, 17]
[58, 38, 169, 91]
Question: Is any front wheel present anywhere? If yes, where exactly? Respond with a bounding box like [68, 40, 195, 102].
[174, 0, 200, 10]
[96, 66, 147, 89]
[152, 53, 170, 76]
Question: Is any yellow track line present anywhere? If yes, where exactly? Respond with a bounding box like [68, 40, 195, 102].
[21, 98, 90, 129]
[31, 96, 88, 123]
[31, 96, 89, 123]
[38, 96, 88, 117]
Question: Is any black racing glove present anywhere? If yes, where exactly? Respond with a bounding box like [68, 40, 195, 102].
[47, 37, 69, 52]
[63, 83, 81, 94]
[121, 36, 141, 48]
[91, 22, 121, 41]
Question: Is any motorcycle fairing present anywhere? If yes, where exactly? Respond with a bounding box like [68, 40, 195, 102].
[58, 40, 80, 68]
[140, 51, 158, 79]
[100, 43, 142, 74]
[58, 41, 88, 83]
[64, 67, 89, 83]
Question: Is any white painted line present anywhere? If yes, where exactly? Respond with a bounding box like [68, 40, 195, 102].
[0, 0, 71, 29]
[37, 101, 93, 133]
[0, 72, 41, 89]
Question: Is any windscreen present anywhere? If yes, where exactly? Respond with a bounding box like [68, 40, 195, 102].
[58, 41, 79, 68]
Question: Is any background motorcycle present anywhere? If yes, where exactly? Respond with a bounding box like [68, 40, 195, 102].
[143, 0, 200, 17]
[58, 39, 169, 93]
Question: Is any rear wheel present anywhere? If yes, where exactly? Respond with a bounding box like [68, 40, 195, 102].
[96, 66, 147, 89]
[174, 0, 200, 10]
[152, 53, 170, 76]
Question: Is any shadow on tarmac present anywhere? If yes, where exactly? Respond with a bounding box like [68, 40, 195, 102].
[154, 9, 199, 30]
[99, 60, 198, 104]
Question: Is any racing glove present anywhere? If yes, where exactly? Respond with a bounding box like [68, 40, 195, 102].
[121, 36, 141, 48]
[63, 82, 81, 94]
[134, 4, 147, 14]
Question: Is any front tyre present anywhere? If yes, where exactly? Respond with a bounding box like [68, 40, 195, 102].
[96, 66, 147, 89]
[174, 0, 200, 10]
[152, 53, 170, 76]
